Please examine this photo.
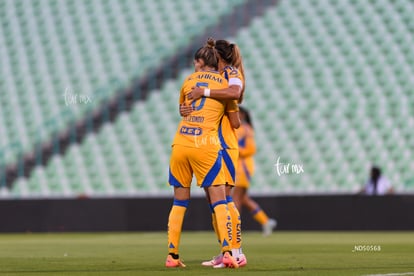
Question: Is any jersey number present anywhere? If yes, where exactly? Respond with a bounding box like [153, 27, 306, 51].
[192, 82, 208, 111]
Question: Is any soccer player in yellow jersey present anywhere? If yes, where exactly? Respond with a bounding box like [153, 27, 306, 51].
[233, 107, 277, 236]
[166, 38, 239, 269]
[183, 40, 247, 268]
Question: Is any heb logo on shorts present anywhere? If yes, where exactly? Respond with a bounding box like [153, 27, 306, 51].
[180, 126, 202, 136]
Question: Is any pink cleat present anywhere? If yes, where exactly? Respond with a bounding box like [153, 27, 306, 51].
[237, 253, 247, 267]
[222, 252, 239, 268]
[165, 255, 186, 268]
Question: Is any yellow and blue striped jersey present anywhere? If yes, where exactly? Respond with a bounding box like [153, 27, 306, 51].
[172, 70, 228, 149]
[222, 65, 244, 88]
[218, 66, 244, 150]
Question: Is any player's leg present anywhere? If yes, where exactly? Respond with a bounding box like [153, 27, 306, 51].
[222, 149, 244, 261]
[166, 186, 190, 267]
[200, 151, 225, 267]
[202, 188, 231, 267]
[192, 149, 238, 268]
[166, 145, 192, 267]
[202, 149, 244, 267]
[225, 186, 244, 262]
[202, 185, 243, 268]
[232, 185, 245, 213]
[205, 185, 238, 268]
[204, 191, 220, 246]
[242, 193, 277, 236]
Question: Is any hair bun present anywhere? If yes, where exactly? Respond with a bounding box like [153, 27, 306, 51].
[206, 37, 216, 48]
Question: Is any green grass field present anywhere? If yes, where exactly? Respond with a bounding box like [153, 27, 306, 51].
[0, 231, 413, 275]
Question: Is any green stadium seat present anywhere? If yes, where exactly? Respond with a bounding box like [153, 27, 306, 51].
[2, 0, 248, 188]
[7, 0, 413, 196]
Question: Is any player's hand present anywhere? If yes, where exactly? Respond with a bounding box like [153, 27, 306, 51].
[187, 86, 204, 101]
[179, 104, 194, 117]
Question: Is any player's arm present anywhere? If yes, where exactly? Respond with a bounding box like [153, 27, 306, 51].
[188, 71, 243, 101]
[188, 85, 241, 101]
[226, 100, 240, 129]
[227, 111, 240, 129]
[188, 84, 242, 101]
[239, 129, 256, 158]
[182, 86, 240, 115]
[178, 84, 195, 116]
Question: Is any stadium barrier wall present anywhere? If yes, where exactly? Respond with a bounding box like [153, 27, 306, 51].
[1, 195, 413, 232]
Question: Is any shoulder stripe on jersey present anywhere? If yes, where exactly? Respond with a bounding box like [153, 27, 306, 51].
[224, 70, 229, 81]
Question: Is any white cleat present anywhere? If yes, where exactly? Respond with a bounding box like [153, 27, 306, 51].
[201, 254, 223, 267]
[263, 218, 277, 236]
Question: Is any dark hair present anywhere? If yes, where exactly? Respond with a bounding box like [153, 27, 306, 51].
[370, 166, 381, 194]
[194, 37, 219, 70]
[371, 166, 381, 179]
[239, 106, 253, 129]
[215, 39, 246, 102]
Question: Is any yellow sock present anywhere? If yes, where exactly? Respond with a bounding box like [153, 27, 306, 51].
[210, 205, 220, 245]
[167, 199, 189, 255]
[252, 208, 269, 226]
[226, 196, 242, 250]
[212, 200, 232, 253]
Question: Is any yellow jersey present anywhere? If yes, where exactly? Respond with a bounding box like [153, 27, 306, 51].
[218, 66, 244, 150]
[172, 70, 228, 150]
[236, 122, 256, 186]
[236, 122, 256, 159]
